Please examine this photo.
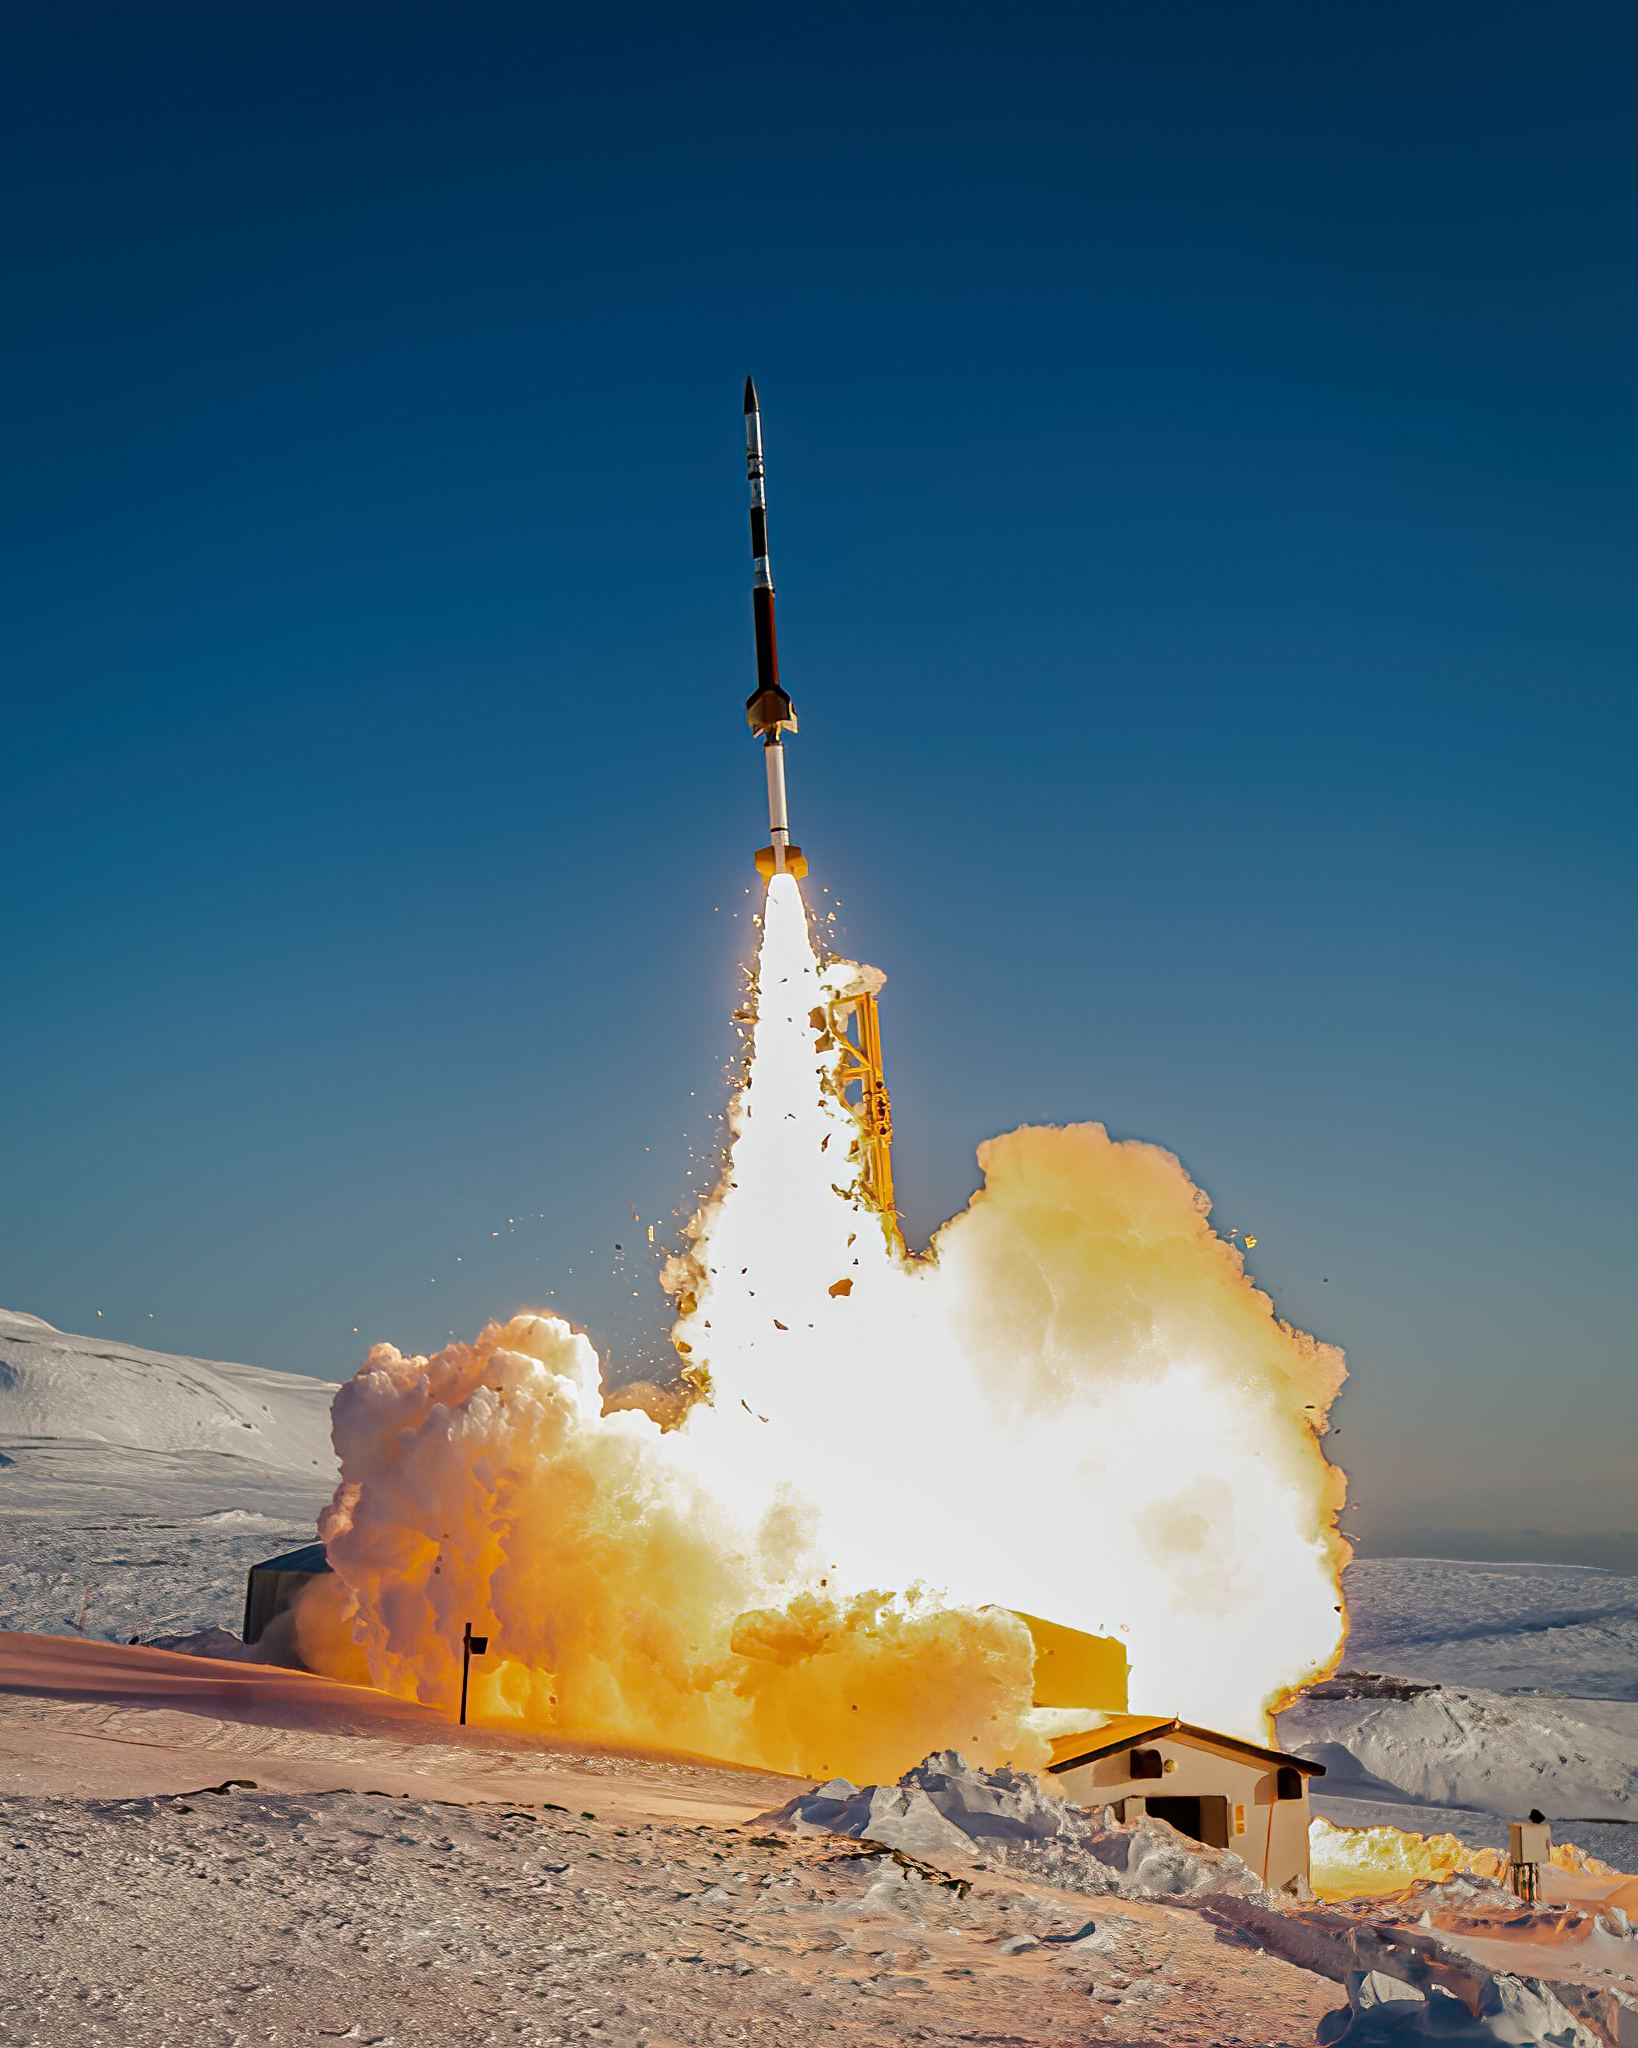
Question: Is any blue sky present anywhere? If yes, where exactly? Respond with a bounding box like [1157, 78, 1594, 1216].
[1, 4, 1633, 1558]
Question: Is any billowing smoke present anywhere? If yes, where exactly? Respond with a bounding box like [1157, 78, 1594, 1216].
[297, 870, 1347, 1763]
[294, 1313, 1046, 1781]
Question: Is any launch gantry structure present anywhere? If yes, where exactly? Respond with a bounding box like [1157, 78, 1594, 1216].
[814, 980, 901, 1252]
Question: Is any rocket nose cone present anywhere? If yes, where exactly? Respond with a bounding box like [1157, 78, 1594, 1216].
[744, 375, 759, 414]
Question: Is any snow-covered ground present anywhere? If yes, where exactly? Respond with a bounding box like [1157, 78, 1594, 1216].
[1341, 1558, 1638, 1701]
[0, 1508, 322, 1645]
[3, 1308, 1637, 2043]
[4, 1306, 1635, 1882]
[0, 1309, 337, 1644]
[0, 1780, 1342, 2048]
[0, 1697, 1628, 2048]
[1283, 1561, 1638, 1875]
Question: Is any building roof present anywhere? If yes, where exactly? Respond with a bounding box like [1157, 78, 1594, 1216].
[1171, 1721, 1325, 1777]
[1045, 1715, 1179, 1771]
[248, 1541, 331, 1576]
[1046, 1714, 1325, 1778]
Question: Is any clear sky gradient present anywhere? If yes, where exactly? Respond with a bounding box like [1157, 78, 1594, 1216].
[1, 4, 1633, 1561]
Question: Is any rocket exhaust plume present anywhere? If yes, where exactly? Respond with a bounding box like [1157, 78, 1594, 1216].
[298, 878, 1347, 1756]
[294, 381, 1349, 1769]
[295, 1314, 1044, 1779]
[658, 874, 1348, 1739]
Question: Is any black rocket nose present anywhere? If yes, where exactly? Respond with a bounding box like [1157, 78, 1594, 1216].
[744, 375, 759, 414]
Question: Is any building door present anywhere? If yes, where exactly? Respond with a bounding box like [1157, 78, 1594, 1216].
[1145, 1795, 1230, 1850]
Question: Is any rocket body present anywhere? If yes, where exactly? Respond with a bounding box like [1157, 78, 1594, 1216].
[743, 378, 804, 880]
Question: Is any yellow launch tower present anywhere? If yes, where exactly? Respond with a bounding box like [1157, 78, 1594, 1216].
[818, 975, 900, 1250]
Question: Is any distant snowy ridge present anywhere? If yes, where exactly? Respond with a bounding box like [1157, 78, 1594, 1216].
[1338, 1558, 1638, 1702]
[0, 1309, 338, 1473]
[0, 1309, 341, 1524]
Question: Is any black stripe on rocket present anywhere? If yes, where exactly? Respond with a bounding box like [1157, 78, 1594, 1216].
[743, 377, 800, 878]
[744, 376, 793, 737]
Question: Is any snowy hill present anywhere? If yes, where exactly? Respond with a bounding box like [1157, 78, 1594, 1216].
[0, 1309, 340, 1521]
[0, 1310, 337, 1471]
[0, 1309, 343, 1644]
[1281, 1560, 1638, 1872]
[1280, 1672, 1638, 1819]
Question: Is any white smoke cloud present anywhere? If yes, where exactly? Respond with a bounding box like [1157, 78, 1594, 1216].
[299, 871, 1346, 1765]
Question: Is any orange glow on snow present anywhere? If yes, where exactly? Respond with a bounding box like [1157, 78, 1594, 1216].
[1309, 1817, 1629, 1902]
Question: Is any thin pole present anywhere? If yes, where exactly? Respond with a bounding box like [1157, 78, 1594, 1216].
[460, 1620, 472, 1727]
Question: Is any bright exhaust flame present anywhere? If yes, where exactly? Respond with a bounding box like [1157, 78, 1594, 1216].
[299, 870, 1348, 1768]
[661, 875, 1347, 1738]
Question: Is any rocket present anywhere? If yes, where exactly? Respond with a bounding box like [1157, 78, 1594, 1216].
[741, 378, 900, 1244]
[743, 377, 807, 881]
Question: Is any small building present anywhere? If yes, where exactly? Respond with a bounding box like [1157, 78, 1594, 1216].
[243, 1540, 330, 1646]
[1012, 1612, 1322, 1891]
[1045, 1713, 1324, 1892]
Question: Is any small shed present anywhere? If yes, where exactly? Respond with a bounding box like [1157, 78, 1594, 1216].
[243, 1541, 330, 1646]
[1046, 1714, 1325, 1892]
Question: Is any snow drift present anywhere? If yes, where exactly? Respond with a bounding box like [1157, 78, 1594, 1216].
[757, 1746, 1271, 1901]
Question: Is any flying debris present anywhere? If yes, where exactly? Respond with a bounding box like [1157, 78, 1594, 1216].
[744, 377, 806, 881]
